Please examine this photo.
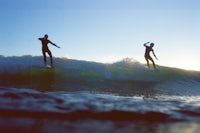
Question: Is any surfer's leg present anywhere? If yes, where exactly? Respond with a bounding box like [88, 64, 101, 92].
[42, 51, 47, 66]
[47, 50, 53, 67]
[145, 58, 150, 68]
[149, 57, 156, 68]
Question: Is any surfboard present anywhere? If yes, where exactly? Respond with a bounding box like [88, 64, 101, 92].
[45, 65, 54, 69]
[145, 66, 159, 72]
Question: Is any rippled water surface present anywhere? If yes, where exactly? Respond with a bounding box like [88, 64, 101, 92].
[0, 87, 200, 133]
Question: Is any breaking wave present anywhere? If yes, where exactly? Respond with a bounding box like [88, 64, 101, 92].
[1, 56, 200, 133]
[1, 55, 200, 96]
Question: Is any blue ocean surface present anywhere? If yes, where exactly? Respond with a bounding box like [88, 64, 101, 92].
[1, 56, 200, 133]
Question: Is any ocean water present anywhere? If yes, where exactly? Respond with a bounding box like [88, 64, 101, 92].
[1, 56, 200, 133]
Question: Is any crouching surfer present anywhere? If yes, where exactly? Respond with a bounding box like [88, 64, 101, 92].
[143, 42, 158, 69]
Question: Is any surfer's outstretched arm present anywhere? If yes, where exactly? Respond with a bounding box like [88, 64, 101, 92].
[152, 50, 158, 60]
[49, 41, 60, 48]
[144, 42, 150, 47]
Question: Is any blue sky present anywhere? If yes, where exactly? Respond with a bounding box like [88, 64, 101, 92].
[0, 0, 200, 70]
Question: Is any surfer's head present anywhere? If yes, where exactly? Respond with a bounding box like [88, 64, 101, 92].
[44, 34, 48, 39]
[150, 43, 154, 47]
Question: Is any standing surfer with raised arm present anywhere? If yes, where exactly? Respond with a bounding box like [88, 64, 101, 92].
[144, 42, 158, 69]
[38, 34, 60, 68]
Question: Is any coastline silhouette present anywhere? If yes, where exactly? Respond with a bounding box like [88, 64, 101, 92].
[143, 42, 158, 69]
[38, 34, 60, 68]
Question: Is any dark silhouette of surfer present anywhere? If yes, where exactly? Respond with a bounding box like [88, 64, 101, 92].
[38, 34, 60, 67]
[144, 42, 158, 69]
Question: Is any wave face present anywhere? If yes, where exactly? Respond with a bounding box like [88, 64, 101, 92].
[1, 55, 200, 96]
[1, 56, 200, 133]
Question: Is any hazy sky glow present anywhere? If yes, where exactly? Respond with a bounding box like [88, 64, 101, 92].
[0, 0, 200, 70]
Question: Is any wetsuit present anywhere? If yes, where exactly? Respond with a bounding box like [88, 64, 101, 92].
[144, 45, 156, 68]
[39, 38, 53, 66]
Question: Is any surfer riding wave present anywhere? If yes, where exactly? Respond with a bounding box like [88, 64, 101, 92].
[38, 34, 60, 68]
[143, 42, 158, 69]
